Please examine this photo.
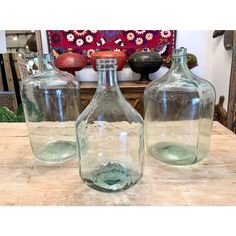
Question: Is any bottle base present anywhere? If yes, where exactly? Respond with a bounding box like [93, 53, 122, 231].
[34, 140, 76, 165]
[81, 162, 141, 193]
[149, 142, 198, 166]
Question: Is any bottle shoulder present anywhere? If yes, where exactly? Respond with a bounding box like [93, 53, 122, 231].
[22, 70, 79, 89]
[189, 71, 216, 94]
[76, 88, 143, 126]
[145, 69, 215, 94]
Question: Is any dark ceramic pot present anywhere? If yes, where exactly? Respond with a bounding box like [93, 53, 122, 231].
[128, 51, 163, 81]
[91, 50, 127, 71]
[55, 48, 87, 75]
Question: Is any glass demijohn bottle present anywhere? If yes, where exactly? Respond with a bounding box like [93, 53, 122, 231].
[76, 59, 144, 192]
[144, 47, 216, 165]
[21, 54, 81, 165]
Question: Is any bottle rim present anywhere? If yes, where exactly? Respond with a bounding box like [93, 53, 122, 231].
[96, 58, 117, 64]
[96, 58, 118, 70]
[172, 47, 187, 57]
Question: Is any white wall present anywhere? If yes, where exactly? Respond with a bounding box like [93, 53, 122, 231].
[209, 33, 232, 109]
[41, 30, 49, 54]
[0, 30, 7, 53]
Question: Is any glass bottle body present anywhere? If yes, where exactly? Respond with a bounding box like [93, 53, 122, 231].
[21, 55, 81, 165]
[76, 59, 144, 192]
[144, 48, 216, 165]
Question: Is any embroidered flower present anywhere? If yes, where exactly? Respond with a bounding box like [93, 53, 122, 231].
[135, 37, 143, 45]
[126, 32, 135, 41]
[87, 49, 95, 58]
[160, 30, 171, 38]
[51, 33, 60, 43]
[76, 38, 84, 46]
[85, 35, 94, 43]
[73, 30, 87, 36]
[145, 33, 153, 41]
[67, 33, 74, 42]
[135, 30, 146, 34]
[158, 45, 167, 54]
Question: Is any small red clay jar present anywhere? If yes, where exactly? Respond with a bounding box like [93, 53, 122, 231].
[90, 50, 127, 71]
[55, 48, 87, 75]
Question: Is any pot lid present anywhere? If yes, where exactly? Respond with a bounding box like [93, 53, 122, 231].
[91, 50, 127, 59]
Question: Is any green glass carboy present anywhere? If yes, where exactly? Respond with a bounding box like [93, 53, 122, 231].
[21, 55, 81, 165]
[144, 47, 216, 165]
[76, 59, 144, 192]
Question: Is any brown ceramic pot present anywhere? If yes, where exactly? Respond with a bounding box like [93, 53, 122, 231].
[90, 50, 127, 71]
[55, 48, 87, 75]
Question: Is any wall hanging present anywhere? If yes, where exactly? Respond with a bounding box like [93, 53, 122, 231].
[47, 30, 176, 61]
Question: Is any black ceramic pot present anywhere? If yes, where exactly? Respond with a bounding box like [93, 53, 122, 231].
[128, 51, 163, 81]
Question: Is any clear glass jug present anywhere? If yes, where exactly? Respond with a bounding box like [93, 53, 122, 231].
[76, 59, 144, 192]
[21, 54, 81, 165]
[144, 47, 216, 165]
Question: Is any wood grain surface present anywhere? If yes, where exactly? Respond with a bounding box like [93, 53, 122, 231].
[0, 122, 236, 206]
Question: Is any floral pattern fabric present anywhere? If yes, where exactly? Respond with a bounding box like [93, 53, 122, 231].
[47, 30, 176, 61]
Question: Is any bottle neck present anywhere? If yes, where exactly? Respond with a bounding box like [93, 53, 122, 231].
[96, 59, 118, 90]
[169, 54, 188, 71]
[98, 69, 118, 89]
[41, 54, 56, 72]
[169, 47, 189, 75]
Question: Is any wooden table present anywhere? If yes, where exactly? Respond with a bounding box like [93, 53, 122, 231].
[0, 122, 236, 206]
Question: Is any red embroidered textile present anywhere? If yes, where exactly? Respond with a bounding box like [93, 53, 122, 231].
[47, 30, 176, 61]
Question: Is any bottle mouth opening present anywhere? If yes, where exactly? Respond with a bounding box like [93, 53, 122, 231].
[172, 47, 187, 57]
[42, 54, 55, 70]
[96, 58, 117, 70]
